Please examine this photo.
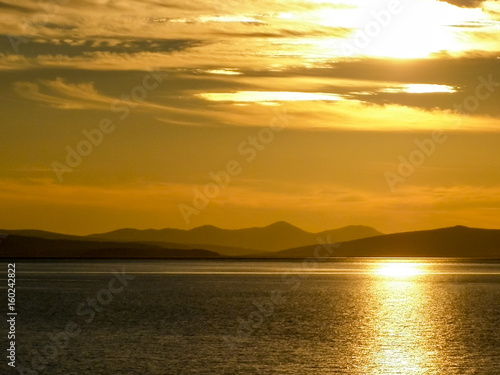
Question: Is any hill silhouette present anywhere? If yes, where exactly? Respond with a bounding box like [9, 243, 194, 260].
[0, 235, 221, 258]
[0, 228, 258, 256]
[89, 221, 382, 252]
[271, 226, 500, 258]
[0, 229, 96, 241]
[3, 224, 498, 259]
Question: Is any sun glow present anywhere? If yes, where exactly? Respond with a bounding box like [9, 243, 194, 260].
[198, 91, 343, 103]
[375, 262, 425, 278]
[314, 0, 488, 58]
[380, 84, 457, 94]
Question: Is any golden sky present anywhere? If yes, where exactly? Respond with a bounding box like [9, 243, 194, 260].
[1, 0, 500, 234]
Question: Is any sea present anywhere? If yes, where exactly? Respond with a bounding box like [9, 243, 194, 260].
[3, 259, 500, 374]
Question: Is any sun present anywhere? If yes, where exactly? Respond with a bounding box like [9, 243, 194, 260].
[375, 262, 425, 278]
[363, 0, 486, 58]
[311, 0, 487, 59]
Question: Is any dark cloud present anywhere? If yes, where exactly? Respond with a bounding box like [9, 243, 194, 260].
[217, 56, 500, 116]
[438, 0, 484, 8]
[0, 1, 30, 13]
[217, 27, 352, 39]
[0, 36, 205, 57]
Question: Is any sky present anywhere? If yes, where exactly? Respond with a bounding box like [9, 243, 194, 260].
[1, 0, 500, 235]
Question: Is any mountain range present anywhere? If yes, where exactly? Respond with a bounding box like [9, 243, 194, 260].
[0, 223, 499, 259]
[88, 221, 382, 253]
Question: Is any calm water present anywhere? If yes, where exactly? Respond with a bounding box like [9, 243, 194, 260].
[3, 259, 500, 374]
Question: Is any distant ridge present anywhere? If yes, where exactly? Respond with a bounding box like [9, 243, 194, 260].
[0, 229, 94, 241]
[2, 225, 500, 259]
[88, 222, 382, 252]
[271, 226, 500, 258]
[0, 235, 221, 259]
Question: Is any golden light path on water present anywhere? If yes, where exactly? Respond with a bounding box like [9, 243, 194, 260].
[365, 261, 434, 374]
[375, 262, 425, 278]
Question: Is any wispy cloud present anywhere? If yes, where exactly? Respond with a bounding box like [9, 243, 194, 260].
[12, 77, 183, 113]
[14, 78, 110, 109]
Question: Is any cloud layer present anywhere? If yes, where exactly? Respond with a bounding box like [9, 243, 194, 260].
[1, 0, 500, 233]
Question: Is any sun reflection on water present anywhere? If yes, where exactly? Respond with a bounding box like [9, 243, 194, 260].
[375, 262, 425, 279]
[365, 261, 435, 374]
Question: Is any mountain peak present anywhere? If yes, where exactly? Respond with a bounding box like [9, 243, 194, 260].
[188, 225, 224, 234]
[191, 224, 220, 230]
[266, 221, 299, 229]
